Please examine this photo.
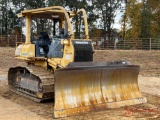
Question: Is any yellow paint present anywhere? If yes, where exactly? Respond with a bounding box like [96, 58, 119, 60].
[76, 9, 89, 39]
[35, 61, 47, 68]
[61, 41, 74, 66]
[37, 93, 43, 98]
[20, 44, 35, 57]
[49, 39, 74, 67]
[25, 15, 31, 44]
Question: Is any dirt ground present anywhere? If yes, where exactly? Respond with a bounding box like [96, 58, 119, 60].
[0, 47, 160, 120]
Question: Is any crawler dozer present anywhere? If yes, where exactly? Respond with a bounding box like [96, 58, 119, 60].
[8, 6, 147, 118]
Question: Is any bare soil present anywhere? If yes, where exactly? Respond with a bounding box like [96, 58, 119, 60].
[0, 47, 160, 120]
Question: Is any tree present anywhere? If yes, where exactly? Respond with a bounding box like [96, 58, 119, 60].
[91, 0, 121, 41]
[48, 0, 97, 39]
[0, 0, 4, 35]
[121, 0, 142, 38]
[140, 0, 151, 38]
[129, 1, 142, 38]
[0, 0, 8, 35]
[120, 0, 160, 39]
[120, 0, 128, 40]
[47, 0, 64, 7]
[147, 0, 160, 38]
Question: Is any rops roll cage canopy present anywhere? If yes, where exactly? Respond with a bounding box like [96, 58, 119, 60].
[18, 6, 89, 44]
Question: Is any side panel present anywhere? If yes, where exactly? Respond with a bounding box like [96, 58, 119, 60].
[20, 44, 35, 57]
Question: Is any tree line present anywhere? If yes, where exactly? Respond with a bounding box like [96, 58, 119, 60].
[0, 0, 159, 39]
[120, 0, 160, 39]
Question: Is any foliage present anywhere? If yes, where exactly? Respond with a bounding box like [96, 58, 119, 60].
[121, 0, 160, 39]
[0, 0, 159, 40]
[90, 26, 104, 37]
[128, 1, 142, 38]
[91, 0, 121, 40]
[147, 0, 160, 38]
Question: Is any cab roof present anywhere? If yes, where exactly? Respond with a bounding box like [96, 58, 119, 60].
[17, 6, 74, 19]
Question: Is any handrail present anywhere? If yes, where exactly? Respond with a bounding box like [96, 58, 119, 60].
[77, 9, 89, 39]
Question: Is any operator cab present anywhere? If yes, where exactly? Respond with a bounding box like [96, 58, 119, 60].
[30, 14, 68, 57]
[15, 6, 90, 60]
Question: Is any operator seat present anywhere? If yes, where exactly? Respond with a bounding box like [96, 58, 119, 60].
[33, 32, 51, 57]
[39, 32, 51, 54]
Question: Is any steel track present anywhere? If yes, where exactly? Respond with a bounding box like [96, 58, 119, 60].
[8, 65, 54, 102]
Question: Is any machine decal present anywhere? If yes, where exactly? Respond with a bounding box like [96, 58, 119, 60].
[66, 54, 72, 60]
[29, 52, 33, 55]
[22, 53, 28, 56]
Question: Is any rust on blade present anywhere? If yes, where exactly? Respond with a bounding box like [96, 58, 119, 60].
[54, 97, 147, 118]
[53, 62, 147, 118]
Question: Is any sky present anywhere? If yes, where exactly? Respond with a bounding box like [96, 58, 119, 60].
[113, 10, 123, 30]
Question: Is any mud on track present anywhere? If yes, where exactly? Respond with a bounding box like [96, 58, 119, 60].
[0, 47, 160, 120]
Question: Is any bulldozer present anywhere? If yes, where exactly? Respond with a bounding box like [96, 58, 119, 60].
[8, 6, 147, 118]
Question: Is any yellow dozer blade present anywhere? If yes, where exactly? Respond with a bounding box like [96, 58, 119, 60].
[53, 62, 147, 118]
